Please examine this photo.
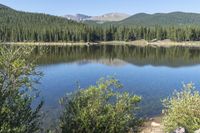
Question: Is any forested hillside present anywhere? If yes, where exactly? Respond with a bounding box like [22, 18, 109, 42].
[0, 4, 11, 9]
[119, 12, 200, 26]
[0, 6, 90, 42]
[1, 4, 200, 42]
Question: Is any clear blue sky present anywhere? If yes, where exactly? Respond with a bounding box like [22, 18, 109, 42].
[1, 0, 200, 16]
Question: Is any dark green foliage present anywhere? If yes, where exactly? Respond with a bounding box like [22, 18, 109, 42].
[59, 77, 142, 133]
[0, 46, 43, 133]
[0, 7, 88, 42]
[0, 4, 12, 10]
[1, 5, 200, 42]
[119, 12, 200, 26]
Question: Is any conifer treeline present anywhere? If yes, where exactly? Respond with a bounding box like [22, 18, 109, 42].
[1, 8, 200, 42]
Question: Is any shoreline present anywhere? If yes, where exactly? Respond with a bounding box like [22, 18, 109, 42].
[141, 115, 164, 133]
[1, 40, 200, 48]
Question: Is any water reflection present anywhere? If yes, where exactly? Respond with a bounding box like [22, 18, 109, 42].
[4, 44, 200, 128]
[33, 45, 200, 67]
[32, 45, 200, 117]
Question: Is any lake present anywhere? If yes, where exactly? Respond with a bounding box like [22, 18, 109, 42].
[30, 45, 200, 125]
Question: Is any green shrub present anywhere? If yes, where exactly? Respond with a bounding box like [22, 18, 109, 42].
[0, 46, 43, 133]
[162, 83, 200, 132]
[59, 77, 142, 133]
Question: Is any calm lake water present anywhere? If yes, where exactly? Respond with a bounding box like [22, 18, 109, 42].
[30, 45, 200, 124]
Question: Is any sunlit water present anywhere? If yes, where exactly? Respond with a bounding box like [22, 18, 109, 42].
[15, 45, 200, 126]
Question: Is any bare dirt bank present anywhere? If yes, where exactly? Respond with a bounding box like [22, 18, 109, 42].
[140, 116, 164, 133]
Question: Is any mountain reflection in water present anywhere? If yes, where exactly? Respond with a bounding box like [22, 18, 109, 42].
[32, 45, 200, 67]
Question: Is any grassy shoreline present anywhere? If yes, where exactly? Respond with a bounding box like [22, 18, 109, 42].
[1, 40, 200, 48]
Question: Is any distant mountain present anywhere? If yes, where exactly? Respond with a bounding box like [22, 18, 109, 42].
[90, 13, 130, 22]
[118, 12, 200, 26]
[64, 14, 91, 21]
[64, 13, 130, 22]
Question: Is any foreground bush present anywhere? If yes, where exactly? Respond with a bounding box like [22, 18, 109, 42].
[162, 83, 200, 132]
[0, 46, 43, 133]
[59, 77, 142, 133]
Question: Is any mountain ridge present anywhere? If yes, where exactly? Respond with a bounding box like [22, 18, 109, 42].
[66, 11, 200, 26]
[118, 11, 200, 26]
[64, 12, 130, 22]
[64, 14, 91, 21]
[1, 3, 200, 27]
[1, 3, 200, 43]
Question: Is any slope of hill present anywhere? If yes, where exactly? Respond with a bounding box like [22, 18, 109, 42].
[119, 12, 200, 26]
[1, 3, 200, 43]
[0, 4, 89, 42]
[0, 4, 12, 9]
